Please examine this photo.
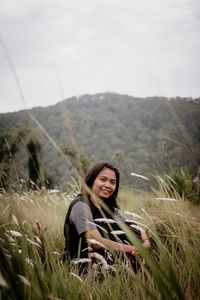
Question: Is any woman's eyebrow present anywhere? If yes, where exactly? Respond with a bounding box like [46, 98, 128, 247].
[99, 175, 116, 180]
[109, 178, 117, 182]
[100, 176, 116, 180]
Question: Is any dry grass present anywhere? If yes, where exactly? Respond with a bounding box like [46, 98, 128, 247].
[0, 188, 199, 299]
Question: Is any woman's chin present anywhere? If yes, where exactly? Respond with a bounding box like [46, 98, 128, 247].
[98, 192, 111, 199]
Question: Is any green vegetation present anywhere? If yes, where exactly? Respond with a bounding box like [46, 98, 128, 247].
[0, 186, 199, 299]
[0, 93, 200, 190]
[165, 168, 199, 204]
[0, 128, 29, 191]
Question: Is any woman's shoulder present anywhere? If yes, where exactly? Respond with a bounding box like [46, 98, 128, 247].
[69, 194, 90, 213]
[66, 194, 84, 215]
[65, 194, 90, 222]
[71, 193, 83, 204]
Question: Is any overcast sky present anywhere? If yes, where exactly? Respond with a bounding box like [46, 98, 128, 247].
[0, 0, 200, 113]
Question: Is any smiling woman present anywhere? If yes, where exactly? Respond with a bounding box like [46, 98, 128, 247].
[63, 161, 150, 275]
[91, 168, 117, 200]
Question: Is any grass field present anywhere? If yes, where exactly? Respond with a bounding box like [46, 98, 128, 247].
[0, 186, 200, 299]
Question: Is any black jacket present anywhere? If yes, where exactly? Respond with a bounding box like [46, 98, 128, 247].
[63, 194, 142, 271]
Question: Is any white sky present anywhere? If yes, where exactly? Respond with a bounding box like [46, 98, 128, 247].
[0, 0, 200, 113]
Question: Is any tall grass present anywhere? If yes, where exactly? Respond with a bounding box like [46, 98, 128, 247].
[0, 188, 199, 299]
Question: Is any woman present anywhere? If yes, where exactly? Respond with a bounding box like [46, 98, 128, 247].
[63, 161, 150, 273]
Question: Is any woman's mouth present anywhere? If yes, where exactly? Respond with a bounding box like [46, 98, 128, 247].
[100, 189, 111, 194]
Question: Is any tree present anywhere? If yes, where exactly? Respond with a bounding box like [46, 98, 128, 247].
[27, 138, 42, 189]
[0, 128, 29, 191]
[60, 143, 90, 175]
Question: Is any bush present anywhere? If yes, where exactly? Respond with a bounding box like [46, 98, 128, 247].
[165, 168, 199, 204]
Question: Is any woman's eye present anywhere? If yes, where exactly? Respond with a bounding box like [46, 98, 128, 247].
[100, 177, 106, 181]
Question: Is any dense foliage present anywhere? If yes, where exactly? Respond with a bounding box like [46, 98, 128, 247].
[0, 93, 200, 190]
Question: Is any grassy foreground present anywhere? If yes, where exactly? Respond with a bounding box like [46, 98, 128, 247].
[0, 188, 199, 300]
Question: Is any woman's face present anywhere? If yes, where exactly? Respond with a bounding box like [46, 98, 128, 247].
[92, 167, 117, 199]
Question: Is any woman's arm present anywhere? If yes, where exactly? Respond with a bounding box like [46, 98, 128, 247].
[84, 227, 150, 256]
[140, 229, 151, 249]
[84, 228, 137, 254]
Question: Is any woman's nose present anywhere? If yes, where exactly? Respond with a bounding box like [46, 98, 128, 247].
[104, 181, 111, 188]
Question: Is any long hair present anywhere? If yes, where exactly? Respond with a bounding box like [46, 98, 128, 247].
[81, 161, 120, 211]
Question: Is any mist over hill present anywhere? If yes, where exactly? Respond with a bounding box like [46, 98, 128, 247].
[0, 92, 200, 190]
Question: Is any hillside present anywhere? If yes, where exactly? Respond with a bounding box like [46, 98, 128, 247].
[0, 93, 200, 190]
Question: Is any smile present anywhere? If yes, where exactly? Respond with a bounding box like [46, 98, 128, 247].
[101, 189, 111, 193]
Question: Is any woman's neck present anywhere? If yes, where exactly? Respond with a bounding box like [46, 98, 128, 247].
[90, 196, 101, 208]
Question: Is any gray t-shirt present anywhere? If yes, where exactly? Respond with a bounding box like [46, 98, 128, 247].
[69, 201, 96, 235]
[69, 201, 127, 236]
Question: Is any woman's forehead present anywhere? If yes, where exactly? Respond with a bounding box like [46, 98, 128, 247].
[97, 168, 117, 179]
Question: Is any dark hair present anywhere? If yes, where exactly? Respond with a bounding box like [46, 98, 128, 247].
[81, 161, 120, 211]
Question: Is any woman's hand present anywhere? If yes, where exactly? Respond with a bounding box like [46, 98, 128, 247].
[131, 247, 138, 256]
[131, 230, 151, 256]
[141, 230, 151, 250]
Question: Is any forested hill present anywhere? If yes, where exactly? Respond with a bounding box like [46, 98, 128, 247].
[1, 93, 200, 190]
